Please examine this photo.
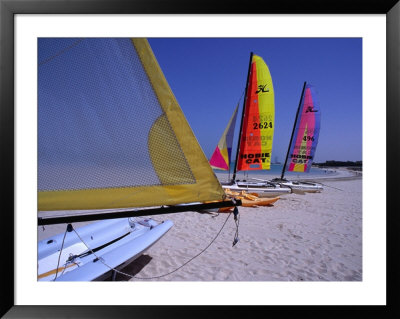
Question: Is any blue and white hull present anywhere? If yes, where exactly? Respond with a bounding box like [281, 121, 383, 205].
[38, 217, 173, 281]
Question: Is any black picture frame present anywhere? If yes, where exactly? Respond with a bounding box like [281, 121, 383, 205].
[1, 0, 398, 318]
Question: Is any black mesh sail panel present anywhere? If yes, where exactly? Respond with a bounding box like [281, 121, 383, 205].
[38, 38, 224, 211]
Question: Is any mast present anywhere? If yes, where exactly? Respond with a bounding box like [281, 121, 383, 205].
[232, 52, 253, 183]
[280, 81, 307, 180]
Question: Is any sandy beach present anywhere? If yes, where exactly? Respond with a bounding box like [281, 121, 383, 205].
[38, 167, 362, 282]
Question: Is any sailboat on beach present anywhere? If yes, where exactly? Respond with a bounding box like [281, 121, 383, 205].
[209, 104, 239, 176]
[267, 82, 323, 193]
[37, 38, 239, 281]
[210, 52, 291, 197]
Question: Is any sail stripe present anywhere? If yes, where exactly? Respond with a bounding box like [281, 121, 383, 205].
[210, 147, 229, 170]
[255, 55, 274, 170]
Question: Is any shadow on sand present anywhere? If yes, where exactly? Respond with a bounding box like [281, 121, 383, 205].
[103, 254, 153, 281]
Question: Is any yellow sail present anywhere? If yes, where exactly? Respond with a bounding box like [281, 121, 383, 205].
[38, 38, 224, 212]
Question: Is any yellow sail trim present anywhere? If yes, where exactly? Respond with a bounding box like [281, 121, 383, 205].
[219, 148, 230, 164]
[293, 125, 308, 172]
[132, 38, 224, 203]
[38, 39, 224, 211]
[39, 183, 221, 211]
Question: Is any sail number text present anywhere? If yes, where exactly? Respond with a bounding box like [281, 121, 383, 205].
[302, 136, 315, 142]
[253, 122, 273, 130]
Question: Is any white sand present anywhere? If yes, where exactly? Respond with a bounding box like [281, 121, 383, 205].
[126, 168, 362, 282]
[38, 168, 362, 282]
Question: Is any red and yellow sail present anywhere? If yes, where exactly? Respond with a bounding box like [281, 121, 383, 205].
[236, 54, 274, 172]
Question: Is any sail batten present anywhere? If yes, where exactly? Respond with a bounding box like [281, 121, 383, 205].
[38, 38, 225, 212]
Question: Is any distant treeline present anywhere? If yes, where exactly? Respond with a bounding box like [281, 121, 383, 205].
[313, 160, 362, 167]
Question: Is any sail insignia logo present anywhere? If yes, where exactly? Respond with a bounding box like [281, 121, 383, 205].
[290, 154, 313, 164]
[256, 84, 269, 94]
[240, 152, 270, 164]
[305, 105, 318, 113]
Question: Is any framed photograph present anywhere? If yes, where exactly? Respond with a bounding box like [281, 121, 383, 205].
[1, 0, 398, 317]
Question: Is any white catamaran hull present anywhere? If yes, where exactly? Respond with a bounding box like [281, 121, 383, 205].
[280, 181, 323, 193]
[250, 177, 323, 194]
[267, 178, 323, 194]
[221, 181, 292, 197]
[38, 217, 173, 281]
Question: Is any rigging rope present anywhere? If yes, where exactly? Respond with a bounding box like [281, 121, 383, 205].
[133, 211, 235, 280]
[64, 210, 238, 281]
[39, 39, 84, 66]
[53, 224, 72, 281]
[232, 207, 240, 247]
[318, 182, 344, 191]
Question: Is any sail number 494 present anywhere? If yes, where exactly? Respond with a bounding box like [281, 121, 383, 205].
[253, 122, 273, 129]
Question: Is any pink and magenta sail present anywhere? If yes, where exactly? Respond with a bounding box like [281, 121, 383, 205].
[287, 83, 321, 173]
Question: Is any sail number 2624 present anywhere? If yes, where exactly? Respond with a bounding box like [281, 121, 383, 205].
[253, 122, 273, 129]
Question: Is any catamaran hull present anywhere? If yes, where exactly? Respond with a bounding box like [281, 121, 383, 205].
[283, 184, 322, 193]
[38, 218, 173, 281]
[250, 178, 323, 194]
[222, 183, 291, 197]
[274, 180, 323, 194]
